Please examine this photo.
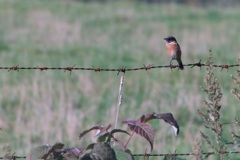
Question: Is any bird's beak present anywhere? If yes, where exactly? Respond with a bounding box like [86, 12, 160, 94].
[163, 37, 167, 41]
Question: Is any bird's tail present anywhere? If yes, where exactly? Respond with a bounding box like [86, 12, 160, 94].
[178, 59, 184, 70]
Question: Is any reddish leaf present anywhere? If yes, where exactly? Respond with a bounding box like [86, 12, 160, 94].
[155, 113, 180, 135]
[123, 121, 154, 151]
[123, 112, 160, 124]
[123, 112, 180, 136]
[140, 112, 159, 123]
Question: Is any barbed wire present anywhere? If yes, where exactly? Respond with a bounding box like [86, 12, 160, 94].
[2, 61, 240, 74]
[0, 155, 25, 160]
[133, 151, 240, 157]
[1, 151, 240, 159]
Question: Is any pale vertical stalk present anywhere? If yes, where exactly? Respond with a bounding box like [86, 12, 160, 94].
[114, 74, 124, 130]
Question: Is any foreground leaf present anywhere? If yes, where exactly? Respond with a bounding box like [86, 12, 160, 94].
[80, 142, 116, 160]
[113, 147, 134, 160]
[123, 120, 154, 151]
[97, 133, 111, 142]
[123, 112, 180, 136]
[155, 113, 180, 136]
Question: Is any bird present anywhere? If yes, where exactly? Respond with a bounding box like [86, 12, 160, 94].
[163, 36, 184, 70]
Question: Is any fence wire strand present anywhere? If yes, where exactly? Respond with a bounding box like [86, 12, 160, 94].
[133, 151, 240, 157]
[2, 61, 240, 74]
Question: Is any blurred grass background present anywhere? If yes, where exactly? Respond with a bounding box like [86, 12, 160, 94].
[0, 0, 240, 159]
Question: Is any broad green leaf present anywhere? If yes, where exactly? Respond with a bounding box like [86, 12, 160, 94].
[80, 142, 116, 160]
[113, 147, 134, 160]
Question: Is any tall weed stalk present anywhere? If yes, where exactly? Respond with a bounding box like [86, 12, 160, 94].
[198, 53, 226, 159]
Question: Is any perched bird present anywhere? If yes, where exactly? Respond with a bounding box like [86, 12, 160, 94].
[163, 36, 184, 70]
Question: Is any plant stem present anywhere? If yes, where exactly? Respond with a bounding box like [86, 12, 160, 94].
[114, 74, 124, 130]
[124, 131, 134, 151]
[113, 74, 124, 146]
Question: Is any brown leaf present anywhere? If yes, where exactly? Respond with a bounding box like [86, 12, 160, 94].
[123, 112, 180, 136]
[123, 120, 154, 151]
[155, 113, 180, 135]
[123, 112, 158, 124]
[140, 112, 159, 122]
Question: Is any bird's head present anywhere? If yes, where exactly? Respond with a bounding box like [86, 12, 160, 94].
[163, 36, 177, 43]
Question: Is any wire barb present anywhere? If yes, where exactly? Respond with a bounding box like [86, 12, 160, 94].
[117, 66, 126, 75]
[92, 66, 101, 72]
[64, 64, 76, 75]
[221, 64, 229, 72]
[191, 59, 202, 68]
[36, 66, 48, 71]
[144, 148, 150, 160]
[143, 64, 153, 74]
[8, 65, 19, 72]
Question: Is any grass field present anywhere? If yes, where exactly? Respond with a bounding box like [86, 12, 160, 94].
[0, 0, 240, 159]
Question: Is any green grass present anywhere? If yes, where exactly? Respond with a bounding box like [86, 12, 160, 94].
[0, 0, 239, 159]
